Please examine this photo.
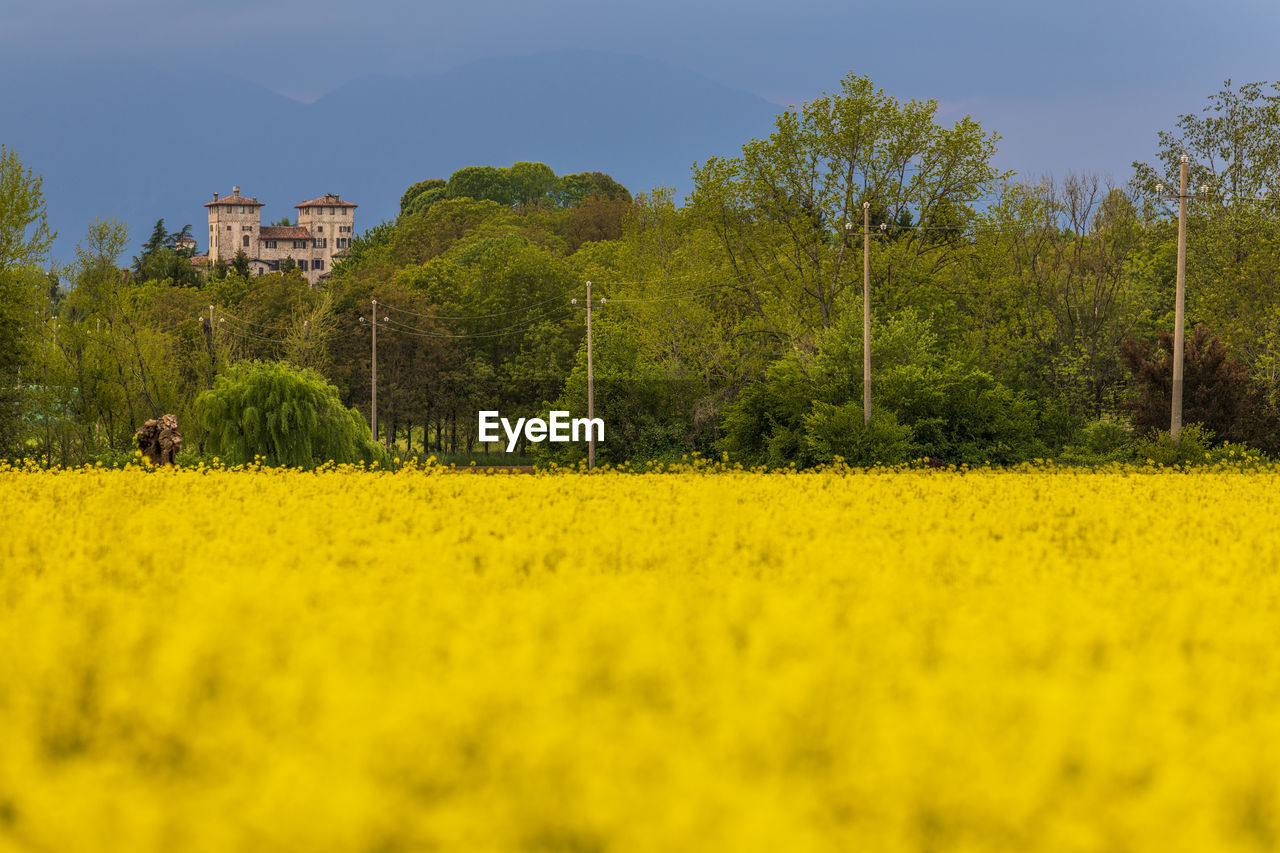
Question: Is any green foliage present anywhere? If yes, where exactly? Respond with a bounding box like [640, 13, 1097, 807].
[447, 166, 516, 207]
[554, 172, 632, 207]
[331, 220, 395, 276]
[691, 72, 1004, 332]
[877, 360, 1041, 464]
[388, 199, 510, 266]
[540, 319, 703, 465]
[719, 309, 1041, 467]
[1122, 326, 1280, 452]
[509, 162, 560, 207]
[0, 145, 54, 273]
[399, 167, 630, 218]
[403, 186, 448, 217]
[1132, 424, 1217, 466]
[198, 360, 388, 469]
[803, 404, 914, 466]
[1058, 418, 1135, 465]
[231, 249, 251, 279]
[0, 148, 54, 458]
[400, 179, 447, 214]
[718, 357, 820, 466]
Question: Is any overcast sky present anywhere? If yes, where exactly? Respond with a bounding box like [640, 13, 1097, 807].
[4, 0, 1278, 181]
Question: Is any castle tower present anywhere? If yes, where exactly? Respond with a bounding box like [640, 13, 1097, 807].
[296, 193, 358, 278]
[205, 186, 264, 262]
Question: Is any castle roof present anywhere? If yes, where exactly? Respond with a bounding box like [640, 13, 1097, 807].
[205, 187, 263, 208]
[259, 226, 313, 240]
[296, 193, 357, 209]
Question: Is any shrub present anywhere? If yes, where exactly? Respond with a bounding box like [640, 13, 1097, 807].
[803, 403, 915, 466]
[1059, 418, 1135, 465]
[198, 361, 388, 469]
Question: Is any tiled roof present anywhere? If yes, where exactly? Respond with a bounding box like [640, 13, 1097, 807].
[296, 194, 357, 209]
[205, 193, 263, 208]
[259, 226, 313, 240]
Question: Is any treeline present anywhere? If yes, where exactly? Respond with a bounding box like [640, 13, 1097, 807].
[5, 75, 1280, 467]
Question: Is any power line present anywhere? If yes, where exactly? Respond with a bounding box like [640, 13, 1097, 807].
[378, 291, 572, 322]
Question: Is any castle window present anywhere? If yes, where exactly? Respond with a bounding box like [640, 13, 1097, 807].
[313, 238, 327, 249]
[340, 208, 347, 216]
[238, 206, 245, 214]
[293, 240, 308, 249]
[242, 235, 249, 248]
[264, 240, 277, 249]
[317, 226, 323, 234]
[242, 225, 252, 231]
[226, 225, 231, 231]
[328, 207, 334, 215]
[312, 260, 324, 271]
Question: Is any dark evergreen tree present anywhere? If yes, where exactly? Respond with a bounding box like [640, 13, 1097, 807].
[231, 249, 251, 278]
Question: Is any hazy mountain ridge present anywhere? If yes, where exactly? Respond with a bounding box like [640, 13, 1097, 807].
[1, 51, 780, 263]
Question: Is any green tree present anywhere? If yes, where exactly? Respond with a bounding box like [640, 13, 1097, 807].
[447, 166, 516, 207]
[959, 175, 1155, 425]
[554, 172, 632, 207]
[231, 249, 251, 279]
[165, 223, 194, 255]
[718, 309, 1041, 466]
[1132, 80, 1280, 388]
[198, 360, 388, 468]
[387, 199, 512, 267]
[0, 146, 54, 457]
[400, 178, 446, 215]
[691, 72, 1004, 332]
[509, 161, 560, 207]
[331, 220, 395, 276]
[1122, 326, 1280, 452]
[132, 219, 167, 275]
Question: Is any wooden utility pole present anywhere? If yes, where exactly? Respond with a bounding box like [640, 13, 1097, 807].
[586, 280, 595, 470]
[203, 305, 216, 389]
[1171, 155, 1189, 442]
[863, 201, 871, 425]
[1156, 155, 1208, 442]
[371, 297, 378, 441]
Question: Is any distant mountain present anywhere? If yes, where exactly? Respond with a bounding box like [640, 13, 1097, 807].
[0, 51, 780, 264]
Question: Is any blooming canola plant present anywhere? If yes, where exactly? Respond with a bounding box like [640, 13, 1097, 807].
[2, 462, 1279, 850]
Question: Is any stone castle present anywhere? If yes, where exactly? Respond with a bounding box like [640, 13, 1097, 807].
[205, 187, 356, 283]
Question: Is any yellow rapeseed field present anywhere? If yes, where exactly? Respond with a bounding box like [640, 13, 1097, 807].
[3, 461, 1280, 851]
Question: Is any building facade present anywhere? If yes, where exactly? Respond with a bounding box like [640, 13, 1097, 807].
[205, 187, 356, 284]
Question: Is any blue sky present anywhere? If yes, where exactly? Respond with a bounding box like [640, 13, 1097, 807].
[3, 0, 1277, 190]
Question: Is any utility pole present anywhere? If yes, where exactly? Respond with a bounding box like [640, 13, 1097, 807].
[572, 282, 605, 469]
[203, 305, 216, 389]
[1156, 156, 1209, 443]
[371, 298, 378, 441]
[586, 280, 595, 470]
[1172, 155, 1188, 442]
[863, 201, 871, 425]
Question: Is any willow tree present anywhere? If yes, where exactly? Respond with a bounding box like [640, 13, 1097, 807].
[198, 360, 388, 468]
[690, 72, 1005, 337]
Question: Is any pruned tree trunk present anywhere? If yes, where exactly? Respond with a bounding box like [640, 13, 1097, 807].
[135, 414, 182, 465]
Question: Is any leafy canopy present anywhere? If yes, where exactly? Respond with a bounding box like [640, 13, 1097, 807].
[198, 360, 389, 468]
